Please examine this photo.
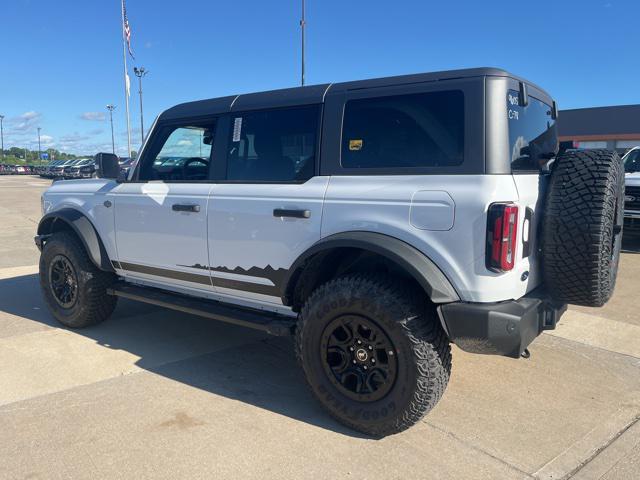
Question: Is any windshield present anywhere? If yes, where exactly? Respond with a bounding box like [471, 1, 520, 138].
[508, 89, 558, 172]
[623, 149, 640, 173]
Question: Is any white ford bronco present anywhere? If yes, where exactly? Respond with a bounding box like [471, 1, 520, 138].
[36, 68, 624, 436]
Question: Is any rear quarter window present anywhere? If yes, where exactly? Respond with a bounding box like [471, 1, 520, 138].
[341, 90, 464, 169]
[508, 90, 558, 172]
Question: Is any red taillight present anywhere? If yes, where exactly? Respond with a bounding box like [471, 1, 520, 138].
[486, 203, 519, 272]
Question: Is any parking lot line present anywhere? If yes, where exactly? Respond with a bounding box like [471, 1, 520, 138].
[533, 399, 640, 479]
[545, 310, 640, 359]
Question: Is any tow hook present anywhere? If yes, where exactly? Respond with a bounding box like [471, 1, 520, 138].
[521, 348, 531, 359]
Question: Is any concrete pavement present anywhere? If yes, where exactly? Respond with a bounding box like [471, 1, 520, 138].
[0, 175, 638, 479]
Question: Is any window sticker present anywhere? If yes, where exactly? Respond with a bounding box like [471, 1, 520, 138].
[349, 139, 363, 151]
[232, 117, 243, 142]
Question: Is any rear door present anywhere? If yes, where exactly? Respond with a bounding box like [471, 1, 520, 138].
[112, 118, 222, 293]
[207, 105, 328, 306]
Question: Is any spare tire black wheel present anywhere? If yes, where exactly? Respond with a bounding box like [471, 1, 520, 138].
[542, 149, 624, 307]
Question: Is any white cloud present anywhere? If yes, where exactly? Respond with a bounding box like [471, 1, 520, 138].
[39, 135, 54, 145]
[80, 112, 106, 121]
[8, 111, 42, 132]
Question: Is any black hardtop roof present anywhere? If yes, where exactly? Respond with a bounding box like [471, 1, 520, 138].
[159, 67, 547, 121]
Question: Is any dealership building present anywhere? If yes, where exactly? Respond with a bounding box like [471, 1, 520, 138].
[558, 104, 640, 152]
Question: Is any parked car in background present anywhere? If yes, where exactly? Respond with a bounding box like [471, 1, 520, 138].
[62, 159, 88, 179]
[64, 159, 94, 179]
[40, 160, 63, 178]
[622, 147, 640, 232]
[50, 159, 78, 179]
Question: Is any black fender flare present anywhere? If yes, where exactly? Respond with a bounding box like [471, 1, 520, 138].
[36, 208, 115, 273]
[283, 231, 459, 305]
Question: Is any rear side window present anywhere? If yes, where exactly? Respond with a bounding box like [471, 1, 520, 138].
[341, 90, 464, 169]
[226, 106, 319, 182]
[508, 90, 558, 171]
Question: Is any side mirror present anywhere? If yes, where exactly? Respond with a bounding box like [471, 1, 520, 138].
[94, 153, 120, 179]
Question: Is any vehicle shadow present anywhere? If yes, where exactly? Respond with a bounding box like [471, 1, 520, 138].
[0, 273, 367, 438]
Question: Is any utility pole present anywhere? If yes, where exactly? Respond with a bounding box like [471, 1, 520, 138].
[37, 127, 42, 164]
[133, 66, 148, 143]
[300, 0, 306, 86]
[0, 115, 4, 161]
[106, 104, 116, 154]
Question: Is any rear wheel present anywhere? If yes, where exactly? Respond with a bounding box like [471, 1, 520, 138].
[542, 149, 624, 306]
[39, 231, 117, 328]
[295, 274, 451, 437]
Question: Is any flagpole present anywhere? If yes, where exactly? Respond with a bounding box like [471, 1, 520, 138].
[120, 0, 132, 158]
[300, 0, 305, 86]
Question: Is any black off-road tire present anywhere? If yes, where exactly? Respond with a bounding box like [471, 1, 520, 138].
[295, 274, 451, 437]
[542, 149, 624, 307]
[39, 231, 117, 328]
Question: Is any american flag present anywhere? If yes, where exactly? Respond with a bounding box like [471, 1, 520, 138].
[123, 0, 135, 59]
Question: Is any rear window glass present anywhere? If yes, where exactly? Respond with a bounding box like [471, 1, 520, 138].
[508, 90, 558, 171]
[227, 106, 318, 182]
[341, 90, 464, 169]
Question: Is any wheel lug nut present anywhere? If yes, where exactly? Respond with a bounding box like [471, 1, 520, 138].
[357, 340, 362, 345]
[352, 360, 357, 364]
[371, 359, 376, 364]
[363, 366, 368, 370]
[349, 346, 354, 351]
[368, 345, 373, 350]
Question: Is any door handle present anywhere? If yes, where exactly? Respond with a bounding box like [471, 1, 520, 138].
[172, 204, 201, 213]
[273, 208, 310, 219]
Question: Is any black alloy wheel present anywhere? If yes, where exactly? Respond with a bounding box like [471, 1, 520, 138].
[48, 254, 78, 308]
[321, 315, 397, 403]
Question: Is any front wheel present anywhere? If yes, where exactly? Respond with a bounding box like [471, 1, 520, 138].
[295, 274, 451, 436]
[39, 231, 117, 328]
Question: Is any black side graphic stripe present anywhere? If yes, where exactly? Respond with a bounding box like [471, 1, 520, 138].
[179, 263, 288, 289]
[114, 261, 280, 296]
[115, 261, 212, 286]
[213, 277, 279, 297]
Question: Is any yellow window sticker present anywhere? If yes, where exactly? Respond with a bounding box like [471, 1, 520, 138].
[349, 139, 363, 151]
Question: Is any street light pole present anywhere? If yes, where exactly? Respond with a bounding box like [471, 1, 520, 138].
[37, 127, 42, 165]
[106, 104, 116, 154]
[133, 66, 148, 144]
[300, 0, 306, 86]
[0, 115, 4, 161]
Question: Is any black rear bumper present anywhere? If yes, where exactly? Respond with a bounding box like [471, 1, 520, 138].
[438, 290, 566, 359]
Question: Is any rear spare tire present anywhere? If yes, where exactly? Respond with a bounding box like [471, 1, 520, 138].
[542, 149, 624, 307]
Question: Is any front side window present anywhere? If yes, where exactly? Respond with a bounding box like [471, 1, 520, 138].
[508, 90, 558, 171]
[341, 90, 464, 169]
[139, 123, 215, 181]
[227, 106, 319, 182]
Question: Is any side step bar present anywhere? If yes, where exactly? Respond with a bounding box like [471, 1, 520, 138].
[107, 282, 296, 336]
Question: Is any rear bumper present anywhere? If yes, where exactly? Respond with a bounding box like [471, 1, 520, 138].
[438, 290, 566, 358]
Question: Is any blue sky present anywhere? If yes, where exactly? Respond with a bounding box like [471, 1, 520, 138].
[1, 0, 638, 156]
